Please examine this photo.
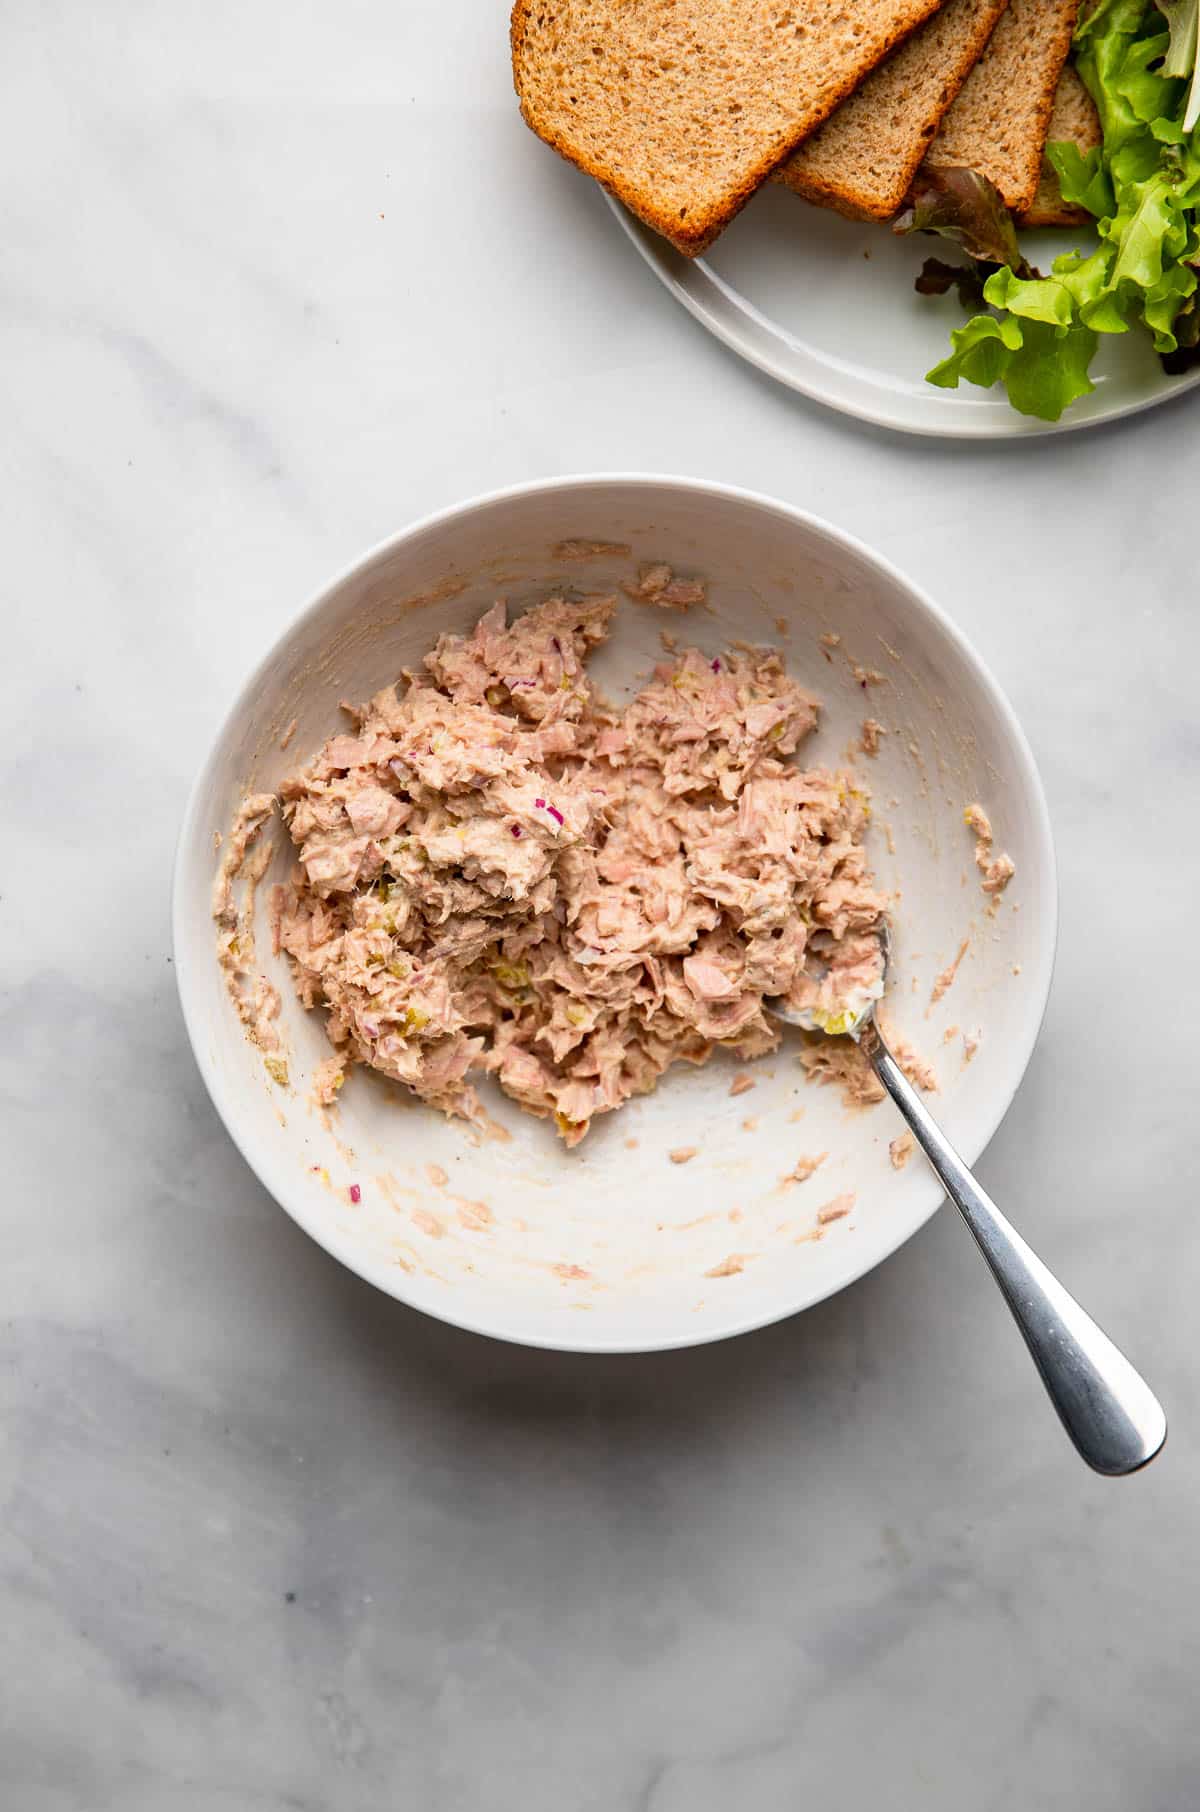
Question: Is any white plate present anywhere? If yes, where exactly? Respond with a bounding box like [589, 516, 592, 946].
[607, 184, 1200, 438]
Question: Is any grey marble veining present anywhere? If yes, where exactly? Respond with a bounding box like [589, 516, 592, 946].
[3, 3, 1199, 1807]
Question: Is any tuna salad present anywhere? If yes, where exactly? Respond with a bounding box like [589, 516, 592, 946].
[228, 592, 890, 1145]
[964, 802, 1015, 898]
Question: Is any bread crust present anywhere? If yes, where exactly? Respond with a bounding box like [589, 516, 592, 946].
[776, 0, 1010, 223]
[511, 0, 947, 255]
[1018, 63, 1100, 227]
[923, 0, 1080, 214]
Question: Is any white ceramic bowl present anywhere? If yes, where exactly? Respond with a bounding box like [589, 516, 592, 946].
[174, 476, 1056, 1352]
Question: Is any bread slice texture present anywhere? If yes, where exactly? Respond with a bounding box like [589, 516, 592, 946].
[1018, 65, 1100, 227]
[922, 0, 1080, 213]
[511, 0, 948, 256]
[774, 0, 1010, 223]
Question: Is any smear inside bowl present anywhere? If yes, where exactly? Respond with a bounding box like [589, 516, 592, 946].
[174, 477, 1055, 1351]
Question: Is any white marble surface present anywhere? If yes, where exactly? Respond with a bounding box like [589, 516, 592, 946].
[4, 3, 1199, 1806]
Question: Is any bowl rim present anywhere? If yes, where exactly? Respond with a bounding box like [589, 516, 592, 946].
[173, 472, 1059, 1353]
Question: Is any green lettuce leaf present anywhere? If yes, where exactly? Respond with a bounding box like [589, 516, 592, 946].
[922, 0, 1200, 418]
[1048, 140, 1114, 215]
[1155, 0, 1200, 127]
[1157, 0, 1198, 76]
[983, 264, 1075, 324]
[1004, 320, 1100, 417]
[927, 314, 1023, 392]
[927, 314, 1097, 420]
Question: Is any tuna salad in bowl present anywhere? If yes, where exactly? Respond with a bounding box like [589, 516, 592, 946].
[174, 476, 1056, 1352]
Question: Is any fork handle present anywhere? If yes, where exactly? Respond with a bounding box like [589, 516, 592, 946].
[867, 1031, 1166, 1476]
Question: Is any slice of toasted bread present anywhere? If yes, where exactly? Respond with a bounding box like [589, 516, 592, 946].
[774, 0, 1010, 223]
[511, 0, 948, 257]
[923, 0, 1080, 213]
[1018, 65, 1101, 227]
